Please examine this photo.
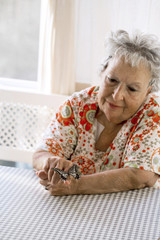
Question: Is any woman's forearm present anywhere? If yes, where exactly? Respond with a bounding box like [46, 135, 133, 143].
[76, 168, 158, 195]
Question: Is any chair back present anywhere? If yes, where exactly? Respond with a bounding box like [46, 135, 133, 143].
[0, 89, 67, 164]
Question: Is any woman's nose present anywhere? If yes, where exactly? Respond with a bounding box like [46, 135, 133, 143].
[112, 85, 124, 101]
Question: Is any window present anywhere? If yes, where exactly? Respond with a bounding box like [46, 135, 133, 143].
[0, 0, 41, 90]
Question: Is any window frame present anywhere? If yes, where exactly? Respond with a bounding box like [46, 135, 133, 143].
[0, 1, 42, 94]
[0, 77, 41, 93]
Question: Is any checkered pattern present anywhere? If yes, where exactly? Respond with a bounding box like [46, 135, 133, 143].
[1, 166, 160, 240]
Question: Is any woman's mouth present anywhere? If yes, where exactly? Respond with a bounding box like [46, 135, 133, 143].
[108, 101, 122, 109]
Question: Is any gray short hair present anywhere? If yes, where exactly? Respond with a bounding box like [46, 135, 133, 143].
[101, 30, 160, 92]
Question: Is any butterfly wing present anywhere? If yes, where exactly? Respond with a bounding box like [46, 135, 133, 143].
[52, 168, 68, 181]
[68, 165, 80, 179]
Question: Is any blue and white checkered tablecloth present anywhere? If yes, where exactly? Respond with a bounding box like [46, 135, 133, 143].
[0, 166, 160, 240]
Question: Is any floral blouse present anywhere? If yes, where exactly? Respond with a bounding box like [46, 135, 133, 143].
[39, 86, 160, 189]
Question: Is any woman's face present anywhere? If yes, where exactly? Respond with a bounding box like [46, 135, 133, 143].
[98, 56, 152, 124]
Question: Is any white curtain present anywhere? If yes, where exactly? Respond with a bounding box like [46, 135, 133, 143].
[39, 0, 160, 95]
[38, 0, 75, 95]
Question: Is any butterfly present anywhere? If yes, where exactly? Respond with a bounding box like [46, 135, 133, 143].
[52, 164, 80, 181]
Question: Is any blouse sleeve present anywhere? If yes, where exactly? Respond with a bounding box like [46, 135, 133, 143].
[38, 98, 78, 160]
[123, 107, 160, 189]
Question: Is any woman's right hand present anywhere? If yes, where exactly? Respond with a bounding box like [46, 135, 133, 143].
[36, 156, 73, 185]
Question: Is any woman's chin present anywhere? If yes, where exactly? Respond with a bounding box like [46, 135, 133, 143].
[106, 114, 123, 124]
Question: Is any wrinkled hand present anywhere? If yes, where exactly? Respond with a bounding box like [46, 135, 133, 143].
[36, 156, 73, 185]
[40, 176, 80, 196]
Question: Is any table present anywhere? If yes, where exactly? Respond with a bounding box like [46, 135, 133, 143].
[0, 166, 160, 240]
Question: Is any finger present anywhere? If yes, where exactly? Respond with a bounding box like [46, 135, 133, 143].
[39, 179, 49, 187]
[55, 160, 63, 170]
[36, 170, 48, 180]
[50, 161, 64, 184]
[55, 159, 72, 172]
[48, 167, 57, 182]
[43, 157, 52, 173]
[43, 163, 49, 173]
[48, 158, 59, 174]
[51, 171, 61, 185]
[50, 162, 72, 184]
[64, 162, 73, 172]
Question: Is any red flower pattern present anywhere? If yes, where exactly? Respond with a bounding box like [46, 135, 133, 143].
[45, 139, 64, 156]
[71, 156, 96, 174]
[79, 103, 98, 131]
[56, 101, 74, 126]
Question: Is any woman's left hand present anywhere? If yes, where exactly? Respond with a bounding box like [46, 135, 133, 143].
[39, 176, 79, 196]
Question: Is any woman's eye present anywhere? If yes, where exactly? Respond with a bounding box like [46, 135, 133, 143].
[110, 78, 117, 83]
[107, 77, 117, 83]
[128, 86, 137, 92]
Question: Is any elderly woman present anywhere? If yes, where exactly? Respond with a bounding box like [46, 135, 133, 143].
[33, 30, 160, 195]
